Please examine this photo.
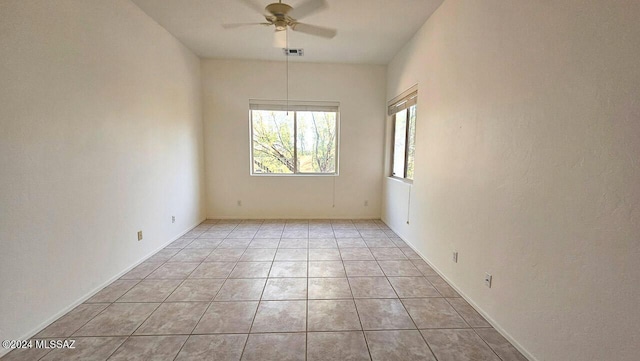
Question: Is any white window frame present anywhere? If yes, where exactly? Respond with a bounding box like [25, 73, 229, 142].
[249, 100, 340, 176]
[389, 86, 417, 181]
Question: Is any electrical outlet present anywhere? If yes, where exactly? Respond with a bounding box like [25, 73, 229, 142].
[237, 200, 242, 206]
[171, 216, 175, 223]
[452, 251, 458, 263]
[137, 231, 143, 241]
[484, 273, 492, 288]
[364, 200, 369, 206]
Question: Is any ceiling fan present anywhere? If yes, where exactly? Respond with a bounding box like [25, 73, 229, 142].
[223, 0, 337, 48]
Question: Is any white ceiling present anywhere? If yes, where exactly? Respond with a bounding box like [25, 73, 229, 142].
[131, 0, 443, 64]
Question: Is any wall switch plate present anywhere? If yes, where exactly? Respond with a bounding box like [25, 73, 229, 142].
[453, 251, 458, 263]
[364, 200, 369, 206]
[237, 200, 242, 206]
[171, 216, 175, 223]
[484, 273, 492, 288]
[137, 231, 143, 241]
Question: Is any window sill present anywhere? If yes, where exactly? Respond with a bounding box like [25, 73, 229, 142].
[251, 173, 339, 177]
[387, 176, 413, 185]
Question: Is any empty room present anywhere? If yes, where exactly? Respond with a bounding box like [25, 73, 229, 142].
[1, 0, 638, 360]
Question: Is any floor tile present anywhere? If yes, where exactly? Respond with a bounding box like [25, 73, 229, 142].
[334, 229, 361, 238]
[307, 331, 370, 361]
[205, 248, 245, 262]
[340, 248, 375, 261]
[377, 260, 422, 277]
[269, 261, 307, 277]
[227, 230, 257, 238]
[107, 335, 188, 361]
[365, 330, 436, 361]
[85, 280, 137, 304]
[402, 298, 468, 328]
[281, 230, 309, 238]
[166, 238, 194, 248]
[410, 259, 438, 276]
[363, 238, 396, 248]
[200, 230, 231, 238]
[308, 239, 338, 249]
[358, 230, 388, 238]
[337, 238, 367, 248]
[168, 248, 214, 262]
[166, 279, 224, 302]
[239, 248, 277, 261]
[447, 298, 491, 327]
[388, 277, 440, 298]
[475, 328, 529, 361]
[248, 238, 280, 248]
[421, 329, 501, 361]
[189, 262, 236, 279]
[354, 299, 415, 330]
[135, 302, 208, 335]
[175, 334, 247, 361]
[147, 248, 180, 262]
[39, 336, 126, 361]
[349, 277, 397, 298]
[120, 262, 163, 279]
[218, 239, 252, 248]
[389, 238, 407, 247]
[308, 278, 352, 299]
[426, 276, 460, 297]
[36, 303, 109, 337]
[370, 248, 408, 260]
[186, 238, 222, 248]
[400, 248, 422, 259]
[254, 229, 284, 239]
[229, 262, 272, 278]
[251, 300, 306, 332]
[308, 300, 361, 331]
[146, 262, 200, 279]
[308, 248, 341, 261]
[309, 261, 346, 277]
[274, 248, 308, 261]
[241, 333, 306, 361]
[343, 261, 384, 277]
[215, 279, 266, 301]
[116, 279, 181, 302]
[193, 301, 258, 333]
[262, 278, 307, 300]
[308, 229, 336, 238]
[74, 303, 159, 336]
[278, 238, 309, 248]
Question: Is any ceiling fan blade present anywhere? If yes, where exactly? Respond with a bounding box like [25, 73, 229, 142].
[237, 0, 266, 15]
[291, 22, 336, 39]
[222, 22, 271, 29]
[289, 0, 328, 20]
[273, 29, 287, 48]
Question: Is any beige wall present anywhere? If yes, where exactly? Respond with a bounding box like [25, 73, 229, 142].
[202, 59, 386, 219]
[0, 0, 205, 349]
[383, 1, 640, 360]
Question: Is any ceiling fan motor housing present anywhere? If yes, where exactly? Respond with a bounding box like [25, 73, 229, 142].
[266, 3, 292, 17]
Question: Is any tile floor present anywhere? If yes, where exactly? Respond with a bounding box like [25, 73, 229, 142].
[2, 219, 528, 361]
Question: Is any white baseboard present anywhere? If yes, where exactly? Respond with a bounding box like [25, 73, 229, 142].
[0, 217, 205, 359]
[381, 219, 538, 361]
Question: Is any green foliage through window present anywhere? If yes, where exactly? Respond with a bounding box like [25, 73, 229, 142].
[251, 108, 338, 175]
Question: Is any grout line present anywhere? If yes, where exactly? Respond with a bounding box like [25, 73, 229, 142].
[371, 244, 440, 361]
[23, 219, 516, 361]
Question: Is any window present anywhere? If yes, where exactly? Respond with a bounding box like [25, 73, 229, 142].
[250, 101, 339, 175]
[389, 88, 417, 180]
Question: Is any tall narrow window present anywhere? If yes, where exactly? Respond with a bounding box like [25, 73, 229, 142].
[389, 88, 417, 180]
[250, 101, 339, 175]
